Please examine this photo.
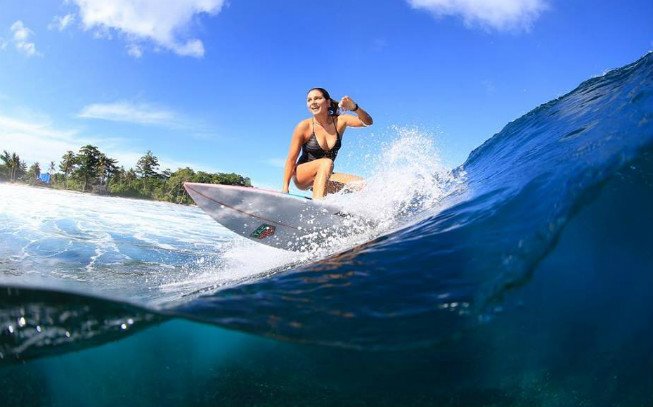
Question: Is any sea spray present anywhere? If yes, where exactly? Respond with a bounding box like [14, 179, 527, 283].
[308, 126, 466, 252]
[162, 127, 464, 293]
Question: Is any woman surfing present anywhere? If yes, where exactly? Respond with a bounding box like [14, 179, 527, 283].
[282, 88, 373, 199]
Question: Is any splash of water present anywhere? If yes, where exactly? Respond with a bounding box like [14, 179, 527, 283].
[340, 127, 461, 215]
[142, 127, 467, 302]
[294, 127, 467, 253]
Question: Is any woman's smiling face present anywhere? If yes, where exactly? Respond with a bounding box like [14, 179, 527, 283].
[307, 89, 329, 115]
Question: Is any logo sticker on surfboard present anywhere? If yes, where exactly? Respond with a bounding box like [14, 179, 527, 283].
[251, 224, 276, 239]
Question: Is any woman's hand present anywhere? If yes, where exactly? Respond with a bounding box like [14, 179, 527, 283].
[338, 95, 372, 126]
[339, 96, 357, 111]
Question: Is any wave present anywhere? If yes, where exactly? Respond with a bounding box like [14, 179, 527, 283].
[1, 52, 652, 359]
[170, 52, 653, 349]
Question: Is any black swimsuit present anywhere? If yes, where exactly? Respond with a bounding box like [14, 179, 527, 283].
[297, 117, 342, 165]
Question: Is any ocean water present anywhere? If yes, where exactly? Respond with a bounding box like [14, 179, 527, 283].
[1, 53, 653, 406]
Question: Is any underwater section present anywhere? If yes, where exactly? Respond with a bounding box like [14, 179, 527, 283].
[0, 286, 164, 362]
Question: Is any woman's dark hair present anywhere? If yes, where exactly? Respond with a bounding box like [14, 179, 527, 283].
[308, 87, 340, 116]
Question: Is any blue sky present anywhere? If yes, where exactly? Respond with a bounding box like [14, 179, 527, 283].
[1, 0, 652, 189]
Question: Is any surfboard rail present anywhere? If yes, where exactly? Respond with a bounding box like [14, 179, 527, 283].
[183, 182, 349, 251]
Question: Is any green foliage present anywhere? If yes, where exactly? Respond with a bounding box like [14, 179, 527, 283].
[0, 154, 6, 181]
[59, 150, 75, 188]
[97, 154, 119, 186]
[1, 150, 26, 182]
[136, 150, 160, 178]
[24, 162, 41, 185]
[29, 162, 41, 177]
[73, 145, 102, 191]
[2, 145, 251, 205]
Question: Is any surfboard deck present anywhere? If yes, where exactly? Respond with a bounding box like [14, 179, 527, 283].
[183, 182, 351, 251]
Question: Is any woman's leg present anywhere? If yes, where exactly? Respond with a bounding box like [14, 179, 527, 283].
[327, 172, 364, 194]
[294, 158, 334, 199]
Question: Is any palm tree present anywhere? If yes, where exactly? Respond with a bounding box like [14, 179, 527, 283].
[14, 154, 26, 181]
[27, 162, 41, 182]
[136, 150, 161, 193]
[97, 153, 118, 186]
[1, 150, 23, 182]
[59, 150, 76, 189]
[74, 145, 107, 191]
[0, 150, 10, 180]
[136, 150, 160, 178]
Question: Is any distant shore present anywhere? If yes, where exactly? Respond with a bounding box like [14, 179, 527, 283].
[1, 147, 251, 206]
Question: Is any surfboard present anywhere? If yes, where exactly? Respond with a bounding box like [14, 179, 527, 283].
[183, 182, 353, 251]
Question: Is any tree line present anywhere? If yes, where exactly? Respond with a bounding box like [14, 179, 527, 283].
[0, 145, 251, 204]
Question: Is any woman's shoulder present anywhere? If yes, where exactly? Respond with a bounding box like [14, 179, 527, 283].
[292, 119, 312, 141]
[295, 118, 312, 131]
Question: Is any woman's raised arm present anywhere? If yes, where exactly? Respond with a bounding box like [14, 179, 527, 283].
[339, 96, 373, 127]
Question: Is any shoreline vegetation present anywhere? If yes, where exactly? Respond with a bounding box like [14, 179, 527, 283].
[0, 145, 251, 205]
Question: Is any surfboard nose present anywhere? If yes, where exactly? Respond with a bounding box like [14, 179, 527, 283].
[183, 182, 201, 195]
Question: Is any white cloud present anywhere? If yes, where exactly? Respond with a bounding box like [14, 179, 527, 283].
[0, 109, 147, 169]
[77, 101, 222, 142]
[126, 43, 143, 58]
[0, 112, 86, 167]
[407, 0, 548, 32]
[0, 114, 78, 142]
[70, 0, 226, 57]
[10, 20, 40, 56]
[49, 14, 76, 31]
[0, 111, 218, 171]
[78, 101, 177, 126]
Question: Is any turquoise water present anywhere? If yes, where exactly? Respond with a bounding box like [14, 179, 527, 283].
[2, 53, 653, 406]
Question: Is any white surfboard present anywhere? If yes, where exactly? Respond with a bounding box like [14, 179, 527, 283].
[183, 182, 354, 251]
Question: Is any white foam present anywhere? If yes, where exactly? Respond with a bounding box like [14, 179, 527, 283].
[309, 127, 465, 253]
[0, 128, 466, 306]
